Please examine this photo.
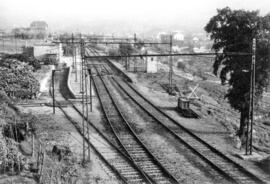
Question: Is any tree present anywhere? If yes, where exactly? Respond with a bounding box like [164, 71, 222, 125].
[3, 54, 41, 71]
[0, 58, 40, 99]
[205, 7, 270, 144]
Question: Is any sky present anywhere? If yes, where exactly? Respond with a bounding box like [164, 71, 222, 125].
[0, 0, 270, 34]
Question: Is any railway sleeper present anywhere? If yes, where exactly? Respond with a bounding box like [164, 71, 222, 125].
[123, 173, 144, 179]
[120, 171, 141, 175]
[127, 150, 146, 154]
[129, 178, 146, 183]
[140, 165, 163, 170]
[118, 167, 139, 172]
[131, 153, 149, 158]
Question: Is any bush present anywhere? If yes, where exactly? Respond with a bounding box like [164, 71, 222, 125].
[0, 138, 25, 173]
[0, 58, 40, 99]
[2, 54, 41, 71]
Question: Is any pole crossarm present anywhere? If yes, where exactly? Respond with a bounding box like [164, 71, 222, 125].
[83, 52, 252, 59]
[53, 40, 169, 45]
[85, 41, 170, 45]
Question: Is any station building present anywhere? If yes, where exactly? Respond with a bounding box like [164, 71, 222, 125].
[126, 50, 158, 73]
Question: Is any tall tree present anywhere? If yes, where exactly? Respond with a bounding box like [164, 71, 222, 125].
[205, 7, 270, 144]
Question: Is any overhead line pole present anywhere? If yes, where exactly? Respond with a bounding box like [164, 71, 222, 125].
[75, 38, 78, 82]
[72, 33, 75, 69]
[85, 67, 90, 161]
[79, 34, 83, 92]
[169, 34, 173, 92]
[52, 70, 55, 114]
[250, 38, 256, 155]
[246, 38, 256, 155]
[2, 35, 4, 51]
[89, 68, 93, 112]
[80, 35, 86, 164]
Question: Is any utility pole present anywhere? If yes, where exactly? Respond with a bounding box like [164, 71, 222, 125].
[169, 34, 173, 93]
[72, 33, 75, 69]
[80, 34, 83, 92]
[74, 35, 78, 82]
[89, 68, 93, 112]
[134, 33, 137, 43]
[15, 36, 17, 53]
[72, 33, 78, 82]
[246, 38, 256, 155]
[80, 36, 85, 164]
[2, 35, 4, 51]
[250, 38, 256, 155]
[52, 70, 55, 114]
[85, 71, 90, 161]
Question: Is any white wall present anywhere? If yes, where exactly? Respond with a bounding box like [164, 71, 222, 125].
[146, 57, 158, 73]
[34, 44, 59, 58]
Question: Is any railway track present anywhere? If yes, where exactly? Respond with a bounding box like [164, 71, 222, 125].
[111, 76, 265, 184]
[51, 69, 153, 184]
[88, 52, 179, 183]
[86, 47, 266, 183]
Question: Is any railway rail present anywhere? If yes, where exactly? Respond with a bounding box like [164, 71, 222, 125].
[111, 77, 266, 184]
[90, 62, 178, 184]
[85, 46, 266, 184]
[50, 69, 153, 184]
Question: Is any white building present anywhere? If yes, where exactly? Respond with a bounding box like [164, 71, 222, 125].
[193, 37, 199, 42]
[126, 48, 158, 73]
[33, 43, 62, 60]
[173, 32, 184, 41]
[145, 50, 158, 73]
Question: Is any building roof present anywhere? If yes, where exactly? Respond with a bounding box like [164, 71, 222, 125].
[30, 21, 48, 29]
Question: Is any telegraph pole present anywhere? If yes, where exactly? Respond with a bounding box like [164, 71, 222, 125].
[72, 33, 75, 69]
[246, 38, 256, 155]
[134, 33, 137, 42]
[169, 34, 173, 93]
[2, 35, 4, 51]
[72, 33, 78, 82]
[75, 37, 78, 82]
[80, 34, 83, 92]
[85, 70, 90, 161]
[250, 38, 256, 155]
[89, 68, 93, 112]
[52, 70, 55, 114]
[15, 36, 17, 53]
[80, 36, 86, 164]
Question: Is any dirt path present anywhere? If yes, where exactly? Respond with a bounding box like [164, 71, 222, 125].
[16, 67, 121, 184]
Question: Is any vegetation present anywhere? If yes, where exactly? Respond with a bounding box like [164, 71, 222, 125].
[2, 54, 41, 71]
[0, 55, 40, 99]
[205, 7, 270, 143]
